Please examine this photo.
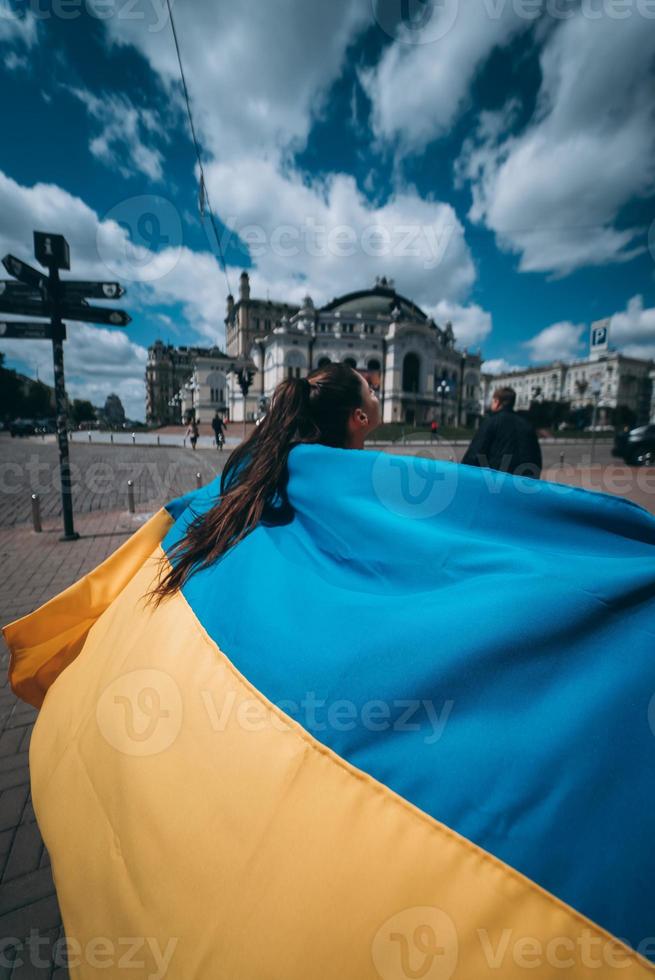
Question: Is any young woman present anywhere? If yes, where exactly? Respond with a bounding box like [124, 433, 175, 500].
[185, 416, 199, 450]
[4, 363, 655, 979]
[154, 362, 381, 602]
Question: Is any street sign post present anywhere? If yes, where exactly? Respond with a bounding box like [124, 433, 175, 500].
[0, 320, 55, 340]
[60, 281, 125, 301]
[0, 231, 129, 541]
[2, 255, 47, 292]
[34, 231, 70, 271]
[58, 304, 131, 326]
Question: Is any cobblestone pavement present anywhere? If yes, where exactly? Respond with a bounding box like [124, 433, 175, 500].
[0, 435, 227, 527]
[0, 439, 653, 977]
[4, 433, 654, 528]
[0, 507, 160, 977]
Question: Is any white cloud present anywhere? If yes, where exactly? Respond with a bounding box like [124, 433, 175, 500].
[1, 324, 147, 420]
[65, 87, 167, 182]
[4, 50, 27, 71]
[425, 298, 492, 349]
[89, 0, 482, 311]
[456, 12, 655, 276]
[0, 169, 236, 418]
[522, 320, 586, 363]
[90, 0, 370, 161]
[609, 295, 655, 361]
[360, 4, 529, 152]
[0, 1, 37, 47]
[482, 357, 526, 375]
[483, 296, 655, 375]
[206, 157, 476, 310]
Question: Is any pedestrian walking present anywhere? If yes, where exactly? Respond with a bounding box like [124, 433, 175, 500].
[211, 411, 226, 451]
[186, 417, 199, 450]
[461, 385, 542, 478]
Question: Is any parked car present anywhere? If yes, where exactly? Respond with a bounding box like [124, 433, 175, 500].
[613, 424, 655, 466]
[9, 419, 36, 438]
[34, 417, 57, 434]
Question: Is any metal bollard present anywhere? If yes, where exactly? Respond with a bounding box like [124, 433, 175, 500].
[157, 435, 161, 447]
[110, 433, 114, 444]
[31, 493, 42, 533]
[127, 479, 135, 514]
[132, 432, 136, 446]
[196, 472, 202, 489]
[88, 432, 92, 443]
[560, 451, 565, 468]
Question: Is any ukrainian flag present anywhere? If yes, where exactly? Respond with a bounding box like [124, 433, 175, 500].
[4, 444, 655, 979]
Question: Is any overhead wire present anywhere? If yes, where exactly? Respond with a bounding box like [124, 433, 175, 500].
[165, 0, 234, 298]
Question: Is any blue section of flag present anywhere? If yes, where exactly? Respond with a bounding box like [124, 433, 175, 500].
[163, 443, 655, 955]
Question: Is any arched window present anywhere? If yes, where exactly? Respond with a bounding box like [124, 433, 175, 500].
[317, 356, 331, 368]
[343, 357, 357, 369]
[285, 349, 305, 380]
[402, 353, 420, 393]
[206, 371, 227, 406]
[367, 358, 381, 372]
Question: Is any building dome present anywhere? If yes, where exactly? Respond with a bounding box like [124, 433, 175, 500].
[321, 281, 428, 321]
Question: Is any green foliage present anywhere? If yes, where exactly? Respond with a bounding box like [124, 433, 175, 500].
[70, 399, 96, 425]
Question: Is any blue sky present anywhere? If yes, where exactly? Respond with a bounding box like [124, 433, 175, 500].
[1, 0, 654, 418]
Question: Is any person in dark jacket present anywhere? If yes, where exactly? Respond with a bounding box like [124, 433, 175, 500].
[461, 386, 542, 479]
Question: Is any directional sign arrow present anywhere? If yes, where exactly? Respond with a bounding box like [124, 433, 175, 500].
[2, 254, 48, 291]
[0, 296, 49, 318]
[59, 281, 125, 301]
[59, 304, 131, 326]
[0, 320, 55, 340]
[0, 280, 44, 303]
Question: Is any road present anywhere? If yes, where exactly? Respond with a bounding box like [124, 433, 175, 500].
[1, 434, 653, 527]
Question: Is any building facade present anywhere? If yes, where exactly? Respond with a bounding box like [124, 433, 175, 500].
[481, 352, 654, 427]
[145, 341, 231, 425]
[224, 273, 482, 427]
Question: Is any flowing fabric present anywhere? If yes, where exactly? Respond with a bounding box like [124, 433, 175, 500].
[4, 443, 655, 979]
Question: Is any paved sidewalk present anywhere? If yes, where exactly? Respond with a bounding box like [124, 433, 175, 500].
[0, 454, 652, 977]
[0, 506, 158, 978]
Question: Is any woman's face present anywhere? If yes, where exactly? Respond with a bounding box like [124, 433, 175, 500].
[356, 371, 381, 435]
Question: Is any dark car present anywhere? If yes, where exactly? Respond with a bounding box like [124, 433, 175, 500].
[613, 424, 655, 466]
[34, 418, 57, 434]
[9, 419, 36, 438]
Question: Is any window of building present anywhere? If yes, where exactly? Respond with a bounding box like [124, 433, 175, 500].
[403, 353, 420, 393]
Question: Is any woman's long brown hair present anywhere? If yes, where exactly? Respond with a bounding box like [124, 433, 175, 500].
[150, 362, 365, 602]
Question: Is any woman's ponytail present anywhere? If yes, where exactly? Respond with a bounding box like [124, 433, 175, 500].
[150, 363, 364, 602]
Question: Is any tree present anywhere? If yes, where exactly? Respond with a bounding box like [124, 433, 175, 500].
[104, 393, 126, 427]
[23, 381, 54, 418]
[0, 361, 23, 421]
[71, 399, 96, 426]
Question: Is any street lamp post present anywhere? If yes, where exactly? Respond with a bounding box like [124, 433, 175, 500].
[237, 366, 256, 441]
[590, 378, 602, 464]
[437, 379, 451, 428]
